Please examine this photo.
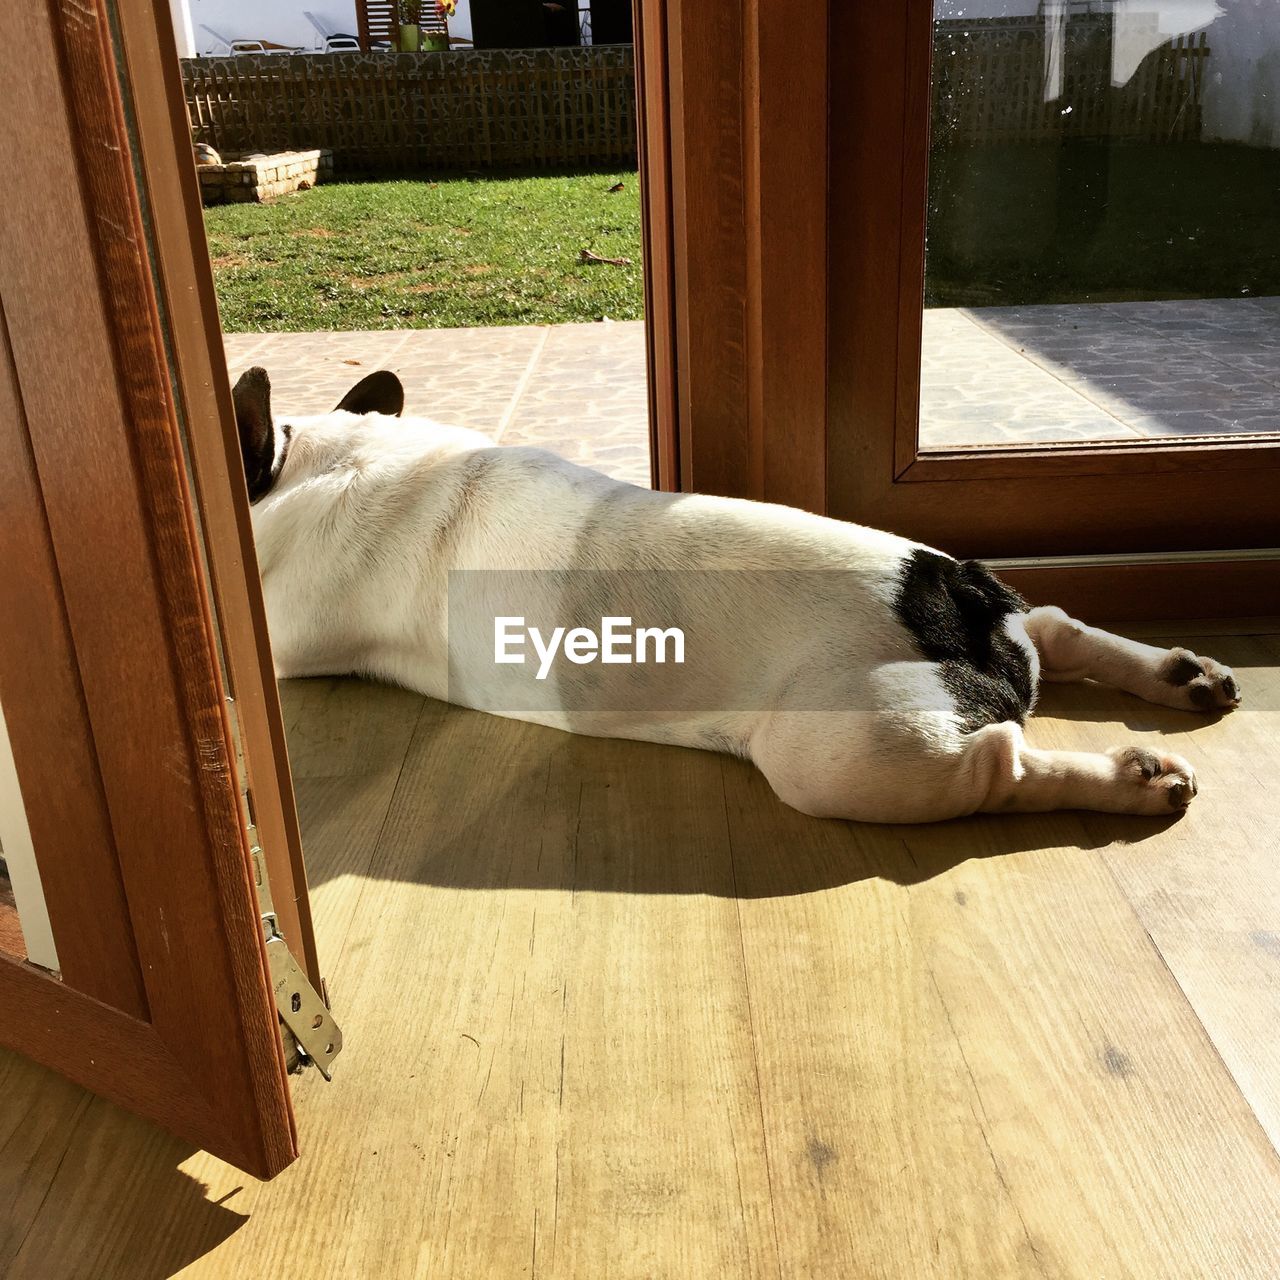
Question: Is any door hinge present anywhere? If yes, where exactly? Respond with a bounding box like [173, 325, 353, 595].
[249, 836, 343, 1080]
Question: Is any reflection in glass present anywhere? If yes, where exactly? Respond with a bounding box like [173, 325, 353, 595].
[922, 1, 1280, 448]
[0, 698, 58, 972]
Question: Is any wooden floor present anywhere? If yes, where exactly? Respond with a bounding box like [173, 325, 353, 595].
[2, 625, 1280, 1278]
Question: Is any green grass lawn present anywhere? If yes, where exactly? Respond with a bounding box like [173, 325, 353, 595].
[204, 172, 643, 332]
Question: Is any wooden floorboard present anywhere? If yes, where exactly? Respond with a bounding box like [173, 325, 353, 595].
[1046, 633, 1280, 1152]
[538, 735, 775, 1278]
[1, 630, 1279, 1277]
[0, 1052, 89, 1275]
[724, 751, 1280, 1277]
[279, 676, 427, 979]
[721, 764, 1042, 1277]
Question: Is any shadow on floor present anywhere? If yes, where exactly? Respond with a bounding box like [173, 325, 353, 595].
[285, 671, 1237, 899]
[0, 1057, 248, 1280]
[1032, 679, 1239, 733]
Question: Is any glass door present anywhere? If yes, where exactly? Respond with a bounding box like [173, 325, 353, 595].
[828, 0, 1280, 574]
[923, 0, 1278, 451]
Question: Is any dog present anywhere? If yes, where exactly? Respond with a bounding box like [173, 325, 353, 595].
[233, 365, 1240, 824]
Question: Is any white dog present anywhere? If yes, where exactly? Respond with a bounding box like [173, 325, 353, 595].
[234, 367, 1240, 824]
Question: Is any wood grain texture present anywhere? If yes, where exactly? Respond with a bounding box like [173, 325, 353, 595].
[999, 559, 1280, 626]
[0, 1053, 244, 1280]
[638, 0, 827, 509]
[282, 677, 425, 979]
[747, 0, 828, 511]
[115, 0, 321, 988]
[0, 1051, 89, 1275]
[632, 0, 680, 491]
[639, 0, 1280, 583]
[0, 303, 148, 1015]
[667, 0, 750, 497]
[0, 956, 239, 1165]
[724, 774, 1280, 1276]
[4, 632, 1279, 1276]
[1042, 633, 1280, 1153]
[0, 0, 297, 1178]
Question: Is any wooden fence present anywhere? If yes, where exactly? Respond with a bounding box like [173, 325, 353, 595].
[182, 45, 637, 172]
[932, 18, 1209, 146]
[183, 26, 1207, 176]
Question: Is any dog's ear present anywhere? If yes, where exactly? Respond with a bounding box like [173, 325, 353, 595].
[232, 366, 276, 502]
[334, 369, 404, 417]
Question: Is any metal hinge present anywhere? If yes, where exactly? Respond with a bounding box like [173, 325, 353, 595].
[249, 836, 343, 1080]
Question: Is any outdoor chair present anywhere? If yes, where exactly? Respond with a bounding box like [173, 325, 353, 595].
[303, 12, 366, 52]
[198, 24, 304, 55]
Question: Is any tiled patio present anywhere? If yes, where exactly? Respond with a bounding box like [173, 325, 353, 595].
[225, 297, 1278, 481]
[224, 320, 652, 488]
[923, 297, 1280, 445]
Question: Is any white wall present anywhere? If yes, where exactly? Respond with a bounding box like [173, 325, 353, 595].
[452, 0, 474, 44]
[938, 0, 1280, 147]
[170, 0, 197, 57]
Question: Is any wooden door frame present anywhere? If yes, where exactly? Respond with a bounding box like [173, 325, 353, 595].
[826, 2, 1280, 571]
[117, 0, 320, 991]
[635, 0, 829, 512]
[637, 0, 1280, 619]
[633, 0, 679, 491]
[0, 0, 309, 1179]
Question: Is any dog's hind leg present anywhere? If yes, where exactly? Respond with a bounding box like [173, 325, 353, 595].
[966, 721, 1197, 816]
[1020, 606, 1241, 713]
[755, 714, 1198, 823]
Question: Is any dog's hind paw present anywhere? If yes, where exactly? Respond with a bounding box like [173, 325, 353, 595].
[1159, 648, 1242, 713]
[1110, 745, 1198, 812]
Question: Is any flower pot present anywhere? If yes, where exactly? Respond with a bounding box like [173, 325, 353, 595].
[424, 32, 450, 51]
[399, 23, 420, 51]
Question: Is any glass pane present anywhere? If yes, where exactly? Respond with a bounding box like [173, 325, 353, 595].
[922, 1, 1280, 448]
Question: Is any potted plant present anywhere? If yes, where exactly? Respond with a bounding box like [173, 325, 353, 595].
[398, 0, 420, 51]
[424, 0, 455, 50]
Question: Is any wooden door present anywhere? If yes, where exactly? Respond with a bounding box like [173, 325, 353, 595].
[636, 1, 1280, 619]
[0, 0, 331, 1180]
[635, 0, 829, 511]
[827, 1, 1280, 608]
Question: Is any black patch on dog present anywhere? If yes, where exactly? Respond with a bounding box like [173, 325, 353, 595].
[893, 550, 1033, 733]
[232, 366, 277, 503]
[1189, 682, 1217, 709]
[1164, 650, 1203, 686]
[1116, 745, 1163, 780]
[335, 370, 405, 417]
